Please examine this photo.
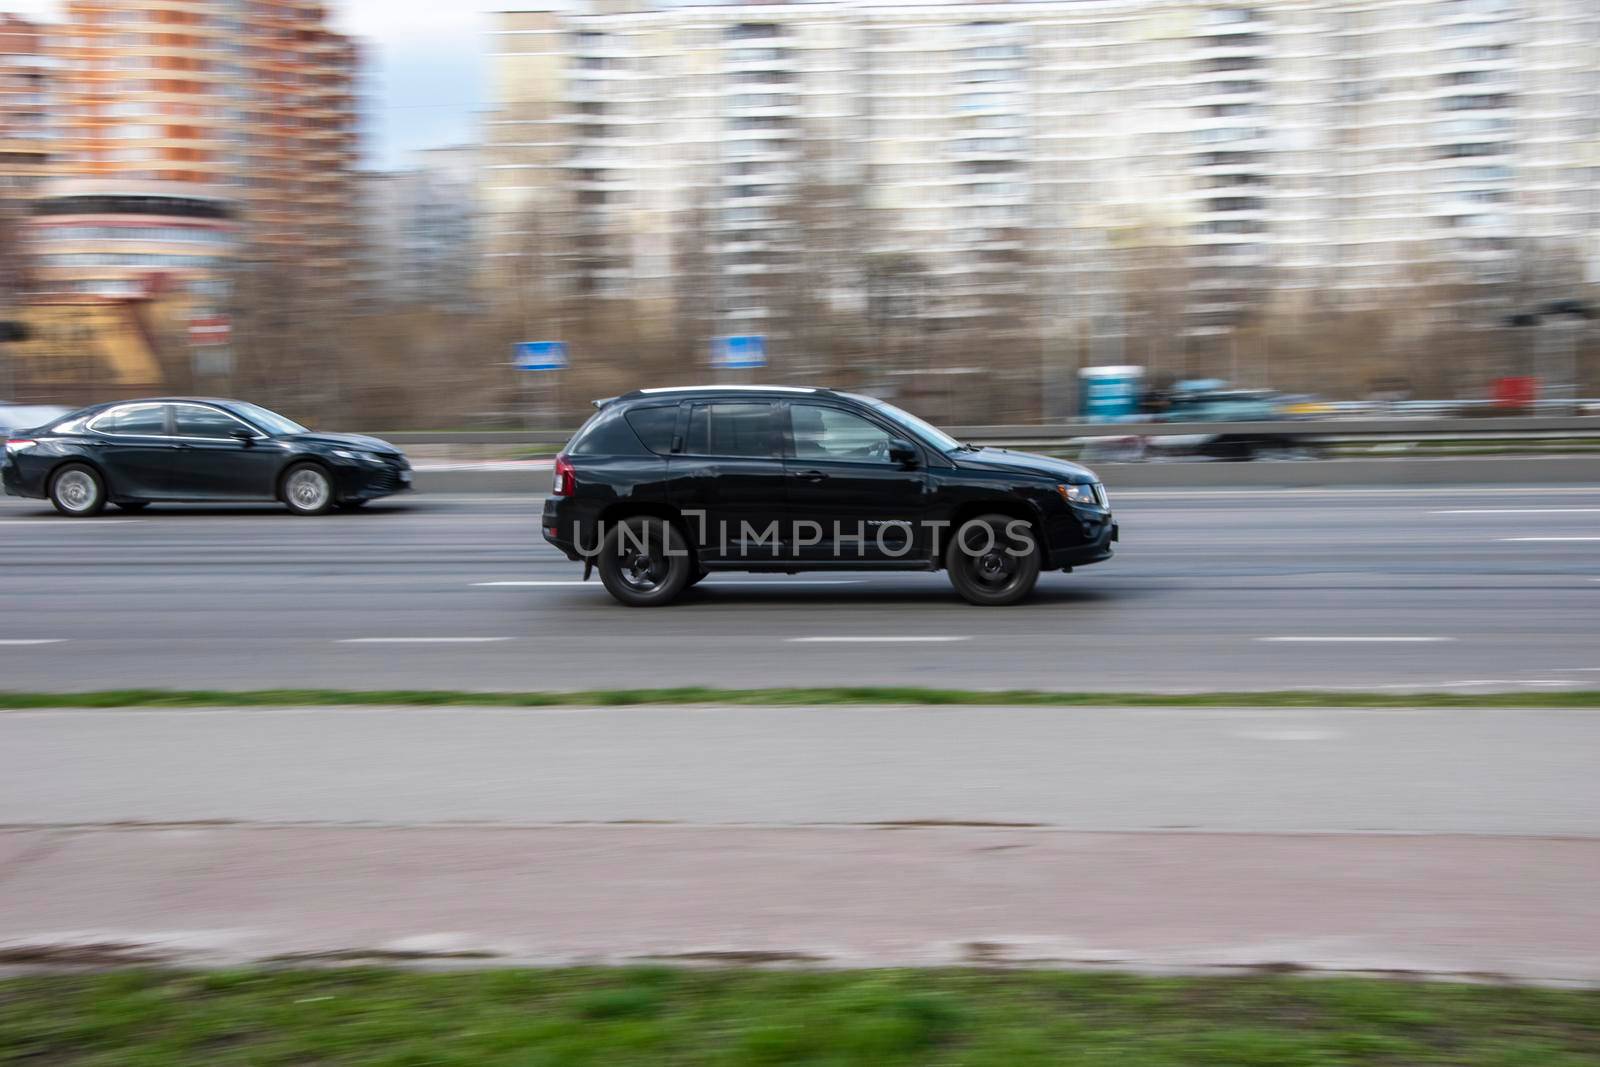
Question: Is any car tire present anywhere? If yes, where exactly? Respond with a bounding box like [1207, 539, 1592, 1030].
[49, 463, 107, 517]
[945, 513, 1042, 606]
[114, 501, 149, 512]
[597, 516, 693, 607]
[281, 462, 335, 516]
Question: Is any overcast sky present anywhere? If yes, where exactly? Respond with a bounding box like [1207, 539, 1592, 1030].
[5, 0, 488, 169]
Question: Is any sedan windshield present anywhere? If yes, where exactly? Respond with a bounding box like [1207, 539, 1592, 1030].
[228, 401, 307, 437]
[850, 395, 963, 453]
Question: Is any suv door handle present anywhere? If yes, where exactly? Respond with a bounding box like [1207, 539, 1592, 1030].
[791, 469, 828, 483]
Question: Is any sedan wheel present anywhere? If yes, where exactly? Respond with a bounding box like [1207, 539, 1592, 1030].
[945, 513, 1042, 606]
[49, 464, 106, 517]
[282, 463, 334, 515]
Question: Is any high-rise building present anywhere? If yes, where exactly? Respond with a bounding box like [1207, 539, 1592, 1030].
[361, 146, 481, 312]
[19, 0, 361, 307]
[0, 14, 55, 195]
[53, 0, 361, 264]
[481, 0, 1600, 376]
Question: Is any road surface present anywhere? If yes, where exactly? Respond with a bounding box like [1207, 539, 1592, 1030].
[1, 487, 1598, 692]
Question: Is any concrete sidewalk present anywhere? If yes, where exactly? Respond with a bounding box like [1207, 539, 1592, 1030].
[3, 824, 1598, 982]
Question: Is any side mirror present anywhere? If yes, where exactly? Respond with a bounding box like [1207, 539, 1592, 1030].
[888, 438, 919, 467]
[230, 429, 257, 447]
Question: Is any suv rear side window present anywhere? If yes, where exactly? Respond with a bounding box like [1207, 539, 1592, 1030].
[684, 402, 777, 458]
[569, 407, 651, 456]
[624, 405, 678, 455]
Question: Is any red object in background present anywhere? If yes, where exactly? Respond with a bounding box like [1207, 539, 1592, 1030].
[189, 316, 231, 346]
[1492, 376, 1538, 408]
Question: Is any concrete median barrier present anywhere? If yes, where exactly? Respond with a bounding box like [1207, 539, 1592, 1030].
[413, 455, 1600, 496]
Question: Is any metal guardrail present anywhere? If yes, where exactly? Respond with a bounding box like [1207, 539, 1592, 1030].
[379, 416, 1600, 449]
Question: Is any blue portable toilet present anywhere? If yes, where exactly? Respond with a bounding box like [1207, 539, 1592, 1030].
[1078, 365, 1145, 422]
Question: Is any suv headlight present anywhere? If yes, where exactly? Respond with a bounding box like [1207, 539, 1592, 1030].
[1057, 482, 1102, 507]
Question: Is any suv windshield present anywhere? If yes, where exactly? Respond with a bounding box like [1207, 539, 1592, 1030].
[850, 395, 962, 453]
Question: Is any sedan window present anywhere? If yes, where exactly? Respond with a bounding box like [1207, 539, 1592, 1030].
[92, 404, 169, 435]
[174, 405, 253, 438]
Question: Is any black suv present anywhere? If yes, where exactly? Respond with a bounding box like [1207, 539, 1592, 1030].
[542, 386, 1116, 606]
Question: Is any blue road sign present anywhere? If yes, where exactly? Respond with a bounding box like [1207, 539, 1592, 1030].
[515, 341, 568, 371]
[712, 334, 766, 369]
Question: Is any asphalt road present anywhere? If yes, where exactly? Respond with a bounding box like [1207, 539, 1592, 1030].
[1, 486, 1598, 692]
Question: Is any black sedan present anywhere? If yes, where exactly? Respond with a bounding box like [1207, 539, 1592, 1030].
[1, 397, 411, 516]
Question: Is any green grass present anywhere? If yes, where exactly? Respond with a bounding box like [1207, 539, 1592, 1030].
[1, 968, 1597, 1066]
[1, 687, 1599, 709]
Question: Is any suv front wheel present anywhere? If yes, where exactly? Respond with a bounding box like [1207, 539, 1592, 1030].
[597, 516, 694, 606]
[945, 513, 1042, 606]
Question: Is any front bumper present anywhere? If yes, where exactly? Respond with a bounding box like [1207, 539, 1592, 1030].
[332, 456, 413, 501]
[1048, 515, 1117, 570]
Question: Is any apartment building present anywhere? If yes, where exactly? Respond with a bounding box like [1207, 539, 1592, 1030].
[482, 0, 1600, 364]
[361, 146, 481, 312]
[17, 0, 360, 308]
[0, 14, 55, 195]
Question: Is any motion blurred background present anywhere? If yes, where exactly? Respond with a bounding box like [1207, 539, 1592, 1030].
[0, 0, 1597, 428]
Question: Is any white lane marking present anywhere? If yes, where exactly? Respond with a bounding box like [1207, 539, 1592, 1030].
[0, 639, 67, 646]
[1235, 729, 1342, 741]
[788, 636, 970, 644]
[1498, 537, 1600, 542]
[472, 579, 867, 588]
[1258, 636, 1455, 643]
[339, 637, 514, 644]
[0, 520, 140, 526]
[1434, 508, 1600, 514]
[473, 581, 590, 587]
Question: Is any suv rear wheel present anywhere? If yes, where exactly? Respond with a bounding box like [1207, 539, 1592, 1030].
[597, 516, 693, 606]
[945, 513, 1042, 606]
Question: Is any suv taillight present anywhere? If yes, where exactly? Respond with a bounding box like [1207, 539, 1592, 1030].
[552, 453, 576, 496]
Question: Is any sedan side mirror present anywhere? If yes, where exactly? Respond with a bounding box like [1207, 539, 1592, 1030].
[230, 428, 257, 447]
[888, 438, 919, 467]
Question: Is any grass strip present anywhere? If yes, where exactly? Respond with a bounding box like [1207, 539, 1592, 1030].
[2, 968, 1597, 1066]
[2, 687, 1599, 709]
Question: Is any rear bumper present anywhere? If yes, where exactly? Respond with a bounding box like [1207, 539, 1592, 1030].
[542, 496, 581, 560]
[1, 457, 45, 499]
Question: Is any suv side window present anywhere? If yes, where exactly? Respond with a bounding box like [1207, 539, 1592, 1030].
[92, 404, 169, 436]
[790, 404, 897, 464]
[684, 402, 777, 458]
